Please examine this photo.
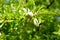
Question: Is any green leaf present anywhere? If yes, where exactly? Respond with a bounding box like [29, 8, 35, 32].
[5, 20, 14, 22]
[0, 20, 4, 23]
[38, 18, 42, 24]
[53, 30, 60, 35]
[0, 23, 4, 28]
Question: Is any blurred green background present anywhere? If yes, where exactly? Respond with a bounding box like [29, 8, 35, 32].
[0, 0, 60, 40]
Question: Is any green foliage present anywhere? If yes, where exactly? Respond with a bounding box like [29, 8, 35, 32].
[0, 0, 60, 40]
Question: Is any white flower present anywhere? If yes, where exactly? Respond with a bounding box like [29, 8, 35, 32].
[22, 8, 27, 12]
[26, 11, 33, 17]
[0, 32, 2, 36]
[34, 18, 39, 27]
[25, 9, 34, 17]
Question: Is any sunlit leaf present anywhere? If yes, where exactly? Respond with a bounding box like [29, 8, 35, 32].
[0, 20, 4, 23]
[5, 20, 14, 22]
[0, 23, 4, 28]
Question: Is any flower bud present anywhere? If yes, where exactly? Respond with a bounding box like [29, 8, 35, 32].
[34, 18, 39, 27]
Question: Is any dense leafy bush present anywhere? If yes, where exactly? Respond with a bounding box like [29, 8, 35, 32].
[0, 0, 60, 40]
